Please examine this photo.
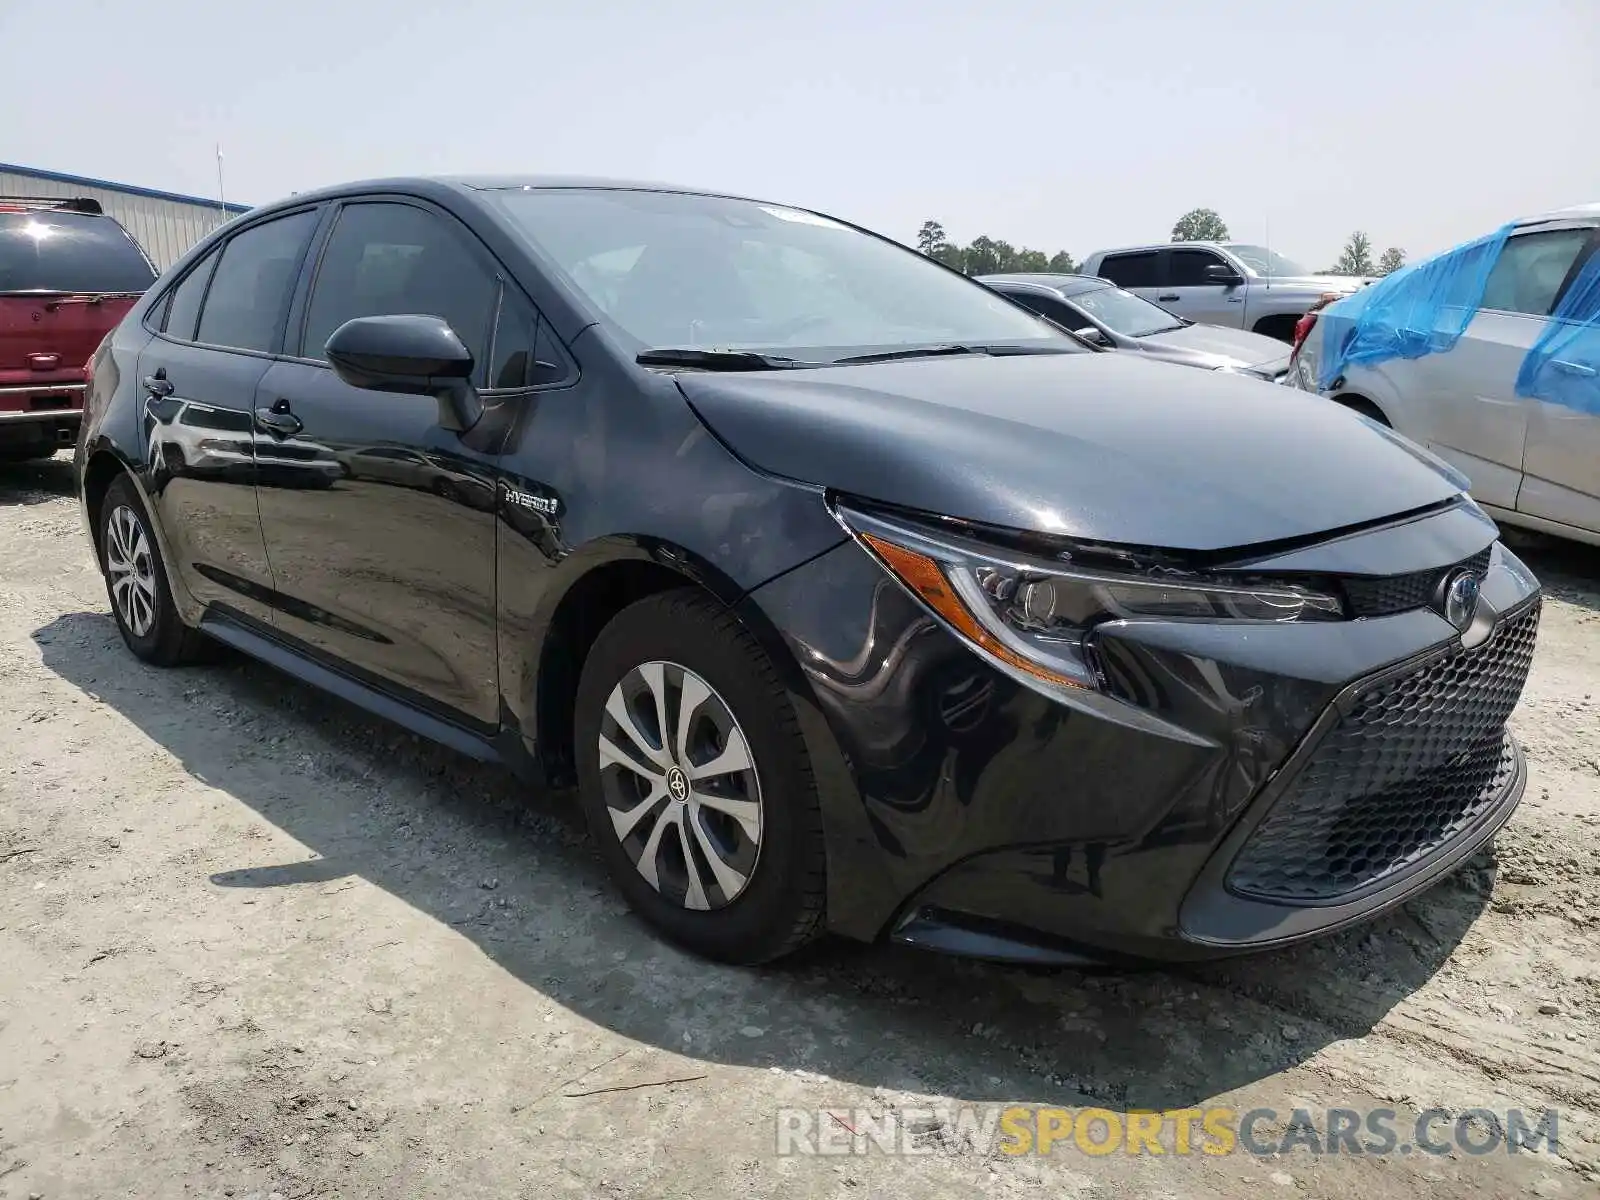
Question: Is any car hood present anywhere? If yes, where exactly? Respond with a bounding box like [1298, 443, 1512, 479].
[1137, 323, 1291, 371]
[676, 352, 1461, 552]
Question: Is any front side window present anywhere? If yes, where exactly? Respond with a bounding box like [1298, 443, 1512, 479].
[1168, 249, 1227, 287]
[489, 189, 1064, 358]
[301, 203, 497, 378]
[1480, 228, 1592, 316]
[0, 210, 156, 294]
[195, 210, 318, 354]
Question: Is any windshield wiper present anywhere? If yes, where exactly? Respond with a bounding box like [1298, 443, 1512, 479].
[636, 347, 818, 371]
[833, 342, 1079, 366]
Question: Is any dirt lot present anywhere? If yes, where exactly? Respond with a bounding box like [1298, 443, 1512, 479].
[2, 453, 1598, 1199]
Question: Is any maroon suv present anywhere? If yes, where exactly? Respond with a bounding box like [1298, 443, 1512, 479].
[1, 197, 155, 461]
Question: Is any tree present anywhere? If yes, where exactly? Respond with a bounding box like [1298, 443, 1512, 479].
[915, 220, 1077, 277]
[916, 220, 949, 258]
[1330, 231, 1376, 277]
[1171, 208, 1229, 243]
[1376, 246, 1406, 276]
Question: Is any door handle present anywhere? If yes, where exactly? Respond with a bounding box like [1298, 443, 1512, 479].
[1157, 294, 1180, 302]
[142, 369, 174, 398]
[254, 401, 303, 438]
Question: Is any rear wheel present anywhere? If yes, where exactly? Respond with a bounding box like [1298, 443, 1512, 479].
[98, 475, 211, 666]
[574, 589, 826, 964]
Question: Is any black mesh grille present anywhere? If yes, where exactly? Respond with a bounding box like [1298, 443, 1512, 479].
[1227, 599, 1539, 902]
[1342, 545, 1493, 618]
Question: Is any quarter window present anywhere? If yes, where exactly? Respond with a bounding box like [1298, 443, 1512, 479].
[301, 202, 497, 380]
[487, 284, 569, 389]
[1098, 252, 1160, 288]
[194, 211, 318, 354]
[1480, 229, 1592, 316]
[161, 249, 220, 341]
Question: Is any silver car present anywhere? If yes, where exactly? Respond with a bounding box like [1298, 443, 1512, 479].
[1288, 204, 1600, 546]
[979, 272, 1292, 380]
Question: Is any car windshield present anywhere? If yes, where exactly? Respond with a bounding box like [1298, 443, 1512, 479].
[1221, 244, 1310, 279]
[0, 210, 156, 294]
[489, 189, 1071, 360]
[1067, 283, 1186, 338]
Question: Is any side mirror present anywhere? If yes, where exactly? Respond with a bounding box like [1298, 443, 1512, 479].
[326, 314, 482, 431]
[1204, 263, 1245, 286]
[1074, 325, 1110, 346]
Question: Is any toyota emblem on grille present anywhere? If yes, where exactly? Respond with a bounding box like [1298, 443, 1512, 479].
[1439, 569, 1481, 630]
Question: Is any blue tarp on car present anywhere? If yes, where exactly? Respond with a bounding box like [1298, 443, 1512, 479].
[1514, 250, 1600, 415]
[1315, 216, 1600, 417]
[1315, 223, 1515, 391]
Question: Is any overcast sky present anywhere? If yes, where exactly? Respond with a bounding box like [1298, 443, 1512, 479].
[5, 0, 1597, 269]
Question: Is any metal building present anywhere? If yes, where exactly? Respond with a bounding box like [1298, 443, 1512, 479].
[0, 161, 251, 271]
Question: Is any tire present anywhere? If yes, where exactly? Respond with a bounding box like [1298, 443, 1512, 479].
[1253, 314, 1300, 343]
[574, 588, 827, 964]
[1337, 396, 1391, 427]
[98, 475, 212, 666]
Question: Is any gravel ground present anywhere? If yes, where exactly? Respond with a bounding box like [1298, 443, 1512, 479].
[2, 452, 1598, 1200]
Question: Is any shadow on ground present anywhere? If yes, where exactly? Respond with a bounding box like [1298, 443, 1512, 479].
[0, 453, 74, 506]
[1504, 528, 1600, 616]
[31, 605, 1508, 1115]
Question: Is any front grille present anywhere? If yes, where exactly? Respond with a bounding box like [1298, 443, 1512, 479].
[1227, 598, 1539, 903]
[1342, 545, 1493, 618]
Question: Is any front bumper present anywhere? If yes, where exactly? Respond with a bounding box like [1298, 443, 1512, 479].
[749, 503, 1541, 963]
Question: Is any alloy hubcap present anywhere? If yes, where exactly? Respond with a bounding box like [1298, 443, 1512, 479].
[105, 505, 157, 638]
[597, 660, 763, 911]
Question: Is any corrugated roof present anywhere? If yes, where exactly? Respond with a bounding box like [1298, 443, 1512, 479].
[0, 161, 250, 214]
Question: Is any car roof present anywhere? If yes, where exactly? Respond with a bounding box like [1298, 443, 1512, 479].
[1515, 202, 1600, 228]
[242, 174, 780, 215]
[977, 272, 1111, 298]
[1086, 241, 1226, 259]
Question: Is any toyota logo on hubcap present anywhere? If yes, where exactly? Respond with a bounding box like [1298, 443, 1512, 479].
[666, 766, 690, 802]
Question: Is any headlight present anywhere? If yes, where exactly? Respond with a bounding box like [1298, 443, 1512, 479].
[835, 502, 1344, 699]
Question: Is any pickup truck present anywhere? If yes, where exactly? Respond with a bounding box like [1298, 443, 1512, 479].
[1078, 241, 1372, 342]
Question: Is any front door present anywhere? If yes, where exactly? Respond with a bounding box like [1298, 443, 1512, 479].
[1158, 247, 1246, 328]
[253, 199, 507, 726]
[136, 208, 320, 625]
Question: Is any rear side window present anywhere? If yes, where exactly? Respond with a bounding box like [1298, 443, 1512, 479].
[1098, 252, 1160, 288]
[1480, 228, 1592, 316]
[161, 249, 220, 341]
[300, 202, 497, 379]
[195, 211, 318, 353]
[1169, 248, 1227, 286]
[0, 210, 156, 294]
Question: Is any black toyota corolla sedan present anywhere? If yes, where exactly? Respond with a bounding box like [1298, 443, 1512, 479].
[75, 176, 1541, 967]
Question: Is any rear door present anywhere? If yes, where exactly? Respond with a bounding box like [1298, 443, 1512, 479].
[1159, 247, 1247, 328]
[1516, 229, 1600, 535]
[1397, 225, 1592, 512]
[136, 207, 321, 626]
[0, 208, 156, 407]
[253, 198, 513, 726]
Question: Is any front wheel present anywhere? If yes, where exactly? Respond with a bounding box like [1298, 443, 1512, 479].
[98, 475, 211, 666]
[574, 589, 827, 964]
